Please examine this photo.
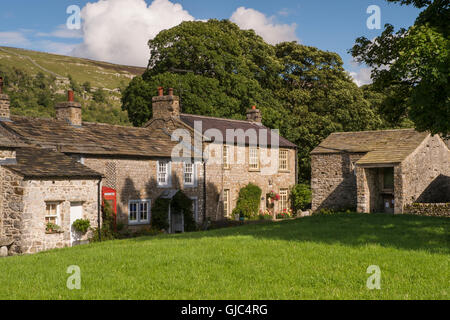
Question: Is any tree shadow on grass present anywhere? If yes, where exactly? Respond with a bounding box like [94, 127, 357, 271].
[134, 213, 450, 254]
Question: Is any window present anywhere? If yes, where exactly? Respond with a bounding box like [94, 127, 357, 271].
[249, 147, 259, 170]
[279, 149, 289, 171]
[223, 189, 230, 217]
[223, 145, 230, 169]
[157, 161, 170, 186]
[45, 202, 60, 225]
[184, 162, 195, 186]
[279, 189, 289, 211]
[383, 167, 394, 189]
[128, 200, 150, 224]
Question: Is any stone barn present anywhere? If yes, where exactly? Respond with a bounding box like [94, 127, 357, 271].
[311, 129, 450, 214]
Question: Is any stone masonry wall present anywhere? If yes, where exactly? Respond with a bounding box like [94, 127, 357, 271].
[400, 135, 450, 210]
[83, 157, 204, 230]
[0, 94, 10, 119]
[312, 153, 364, 212]
[0, 167, 24, 254]
[20, 178, 98, 254]
[206, 145, 296, 220]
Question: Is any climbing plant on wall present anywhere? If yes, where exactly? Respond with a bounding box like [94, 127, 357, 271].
[151, 191, 196, 232]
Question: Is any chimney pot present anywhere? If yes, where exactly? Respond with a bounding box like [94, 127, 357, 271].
[158, 86, 164, 96]
[168, 88, 174, 96]
[252, 105, 256, 110]
[68, 90, 74, 102]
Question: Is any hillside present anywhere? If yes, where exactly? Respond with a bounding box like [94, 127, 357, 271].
[0, 47, 146, 125]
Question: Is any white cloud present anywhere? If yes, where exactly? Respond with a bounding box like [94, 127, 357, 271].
[230, 7, 298, 45]
[71, 0, 194, 66]
[37, 25, 83, 39]
[349, 67, 373, 87]
[0, 31, 30, 47]
[37, 40, 78, 55]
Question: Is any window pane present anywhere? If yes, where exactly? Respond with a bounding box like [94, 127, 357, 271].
[129, 203, 137, 221]
[383, 168, 394, 189]
[184, 163, 193, 184]
[280, 189, 288, 211]
[223, 145, 229, 168]
[279, 150, 288, 170]
[249, 147, 259, 169]
[158, 162, 167, 184]
[140, 202, 148, 221]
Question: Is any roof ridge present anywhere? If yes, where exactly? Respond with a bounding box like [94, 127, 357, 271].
[330, 128, 419, 135]
[181, 113, 260, 125]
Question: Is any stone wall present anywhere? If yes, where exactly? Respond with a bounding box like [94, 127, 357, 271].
[403, 203, 450, 217]
[400, 135, 450, 209]
[83, 156, 204, 230]
[0, 167, 24, 254]
[20, 178, 98, 254]
[206, 145, 296, 220]
[0, 94, 10, 119]
[312, 153, 364, 212]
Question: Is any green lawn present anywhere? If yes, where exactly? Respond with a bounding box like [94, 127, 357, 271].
[0, 213, 448, 299]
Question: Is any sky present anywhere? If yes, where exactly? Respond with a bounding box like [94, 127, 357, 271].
[0, 0, 421, 86]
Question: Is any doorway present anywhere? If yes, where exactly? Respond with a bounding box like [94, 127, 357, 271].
[169, 207, 184, 234]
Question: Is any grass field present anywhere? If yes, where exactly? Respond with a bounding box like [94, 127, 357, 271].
[0, 213, 448, 300]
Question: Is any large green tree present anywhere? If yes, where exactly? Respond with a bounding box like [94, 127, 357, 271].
[122, 19, 382, 181]
[350, 0, 449, 137]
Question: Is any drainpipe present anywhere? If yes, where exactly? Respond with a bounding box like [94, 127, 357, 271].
[203, 160, 207, 224]
[97, 179, 102, 242]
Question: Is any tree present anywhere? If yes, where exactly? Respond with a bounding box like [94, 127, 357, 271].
[122, 19, 383, 182]
[350, 0, 449, 137]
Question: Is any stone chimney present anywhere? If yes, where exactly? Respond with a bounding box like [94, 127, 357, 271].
[152, 87, 180, 119]
[246, 105, 262, 124]
[55, 90, 82, 126]
[0, 76, 10, 120]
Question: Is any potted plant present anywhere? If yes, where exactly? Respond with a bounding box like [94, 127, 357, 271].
[46, 222, 60, 233]
[72, 218, 91, 234]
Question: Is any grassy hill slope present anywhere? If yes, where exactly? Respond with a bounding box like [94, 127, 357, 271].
[0, 214, 447, 300]
[0, 47, 146, 125]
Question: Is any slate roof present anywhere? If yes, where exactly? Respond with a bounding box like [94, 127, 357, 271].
[311, 129, 430, 164]
[1, 116, 179, 157]
[4, 147, 103, 179]
[180, 113, 297, 148]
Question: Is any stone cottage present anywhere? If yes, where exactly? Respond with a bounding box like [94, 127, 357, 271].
[0, 81, 297, 255]
[311, 129, 450, 214]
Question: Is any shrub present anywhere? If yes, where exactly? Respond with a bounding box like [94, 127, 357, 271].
[290, 184, 312, 213]
[232, 183, 262, 218]
[151, 198, 171, 231]
[72, 219, 90, 233]
[90, 201, 118, 242]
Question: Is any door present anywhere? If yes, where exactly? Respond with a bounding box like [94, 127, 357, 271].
[170, 210, 184, 233]
[383, 195, 394, 214]
[70, 202, 83, 246]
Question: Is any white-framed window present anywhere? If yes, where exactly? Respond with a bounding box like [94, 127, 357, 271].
[279, 189, 289, 211]
[128, 200, 151, 224]
[279, 149, 289, 171]
[249, 147, 259, 170]
[223, 145, 230, 169]
[184, 162, 195, 186]
[223, 189, 230, 217]
[45, 202, 60, 226]
[157, 160, 171, 186]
